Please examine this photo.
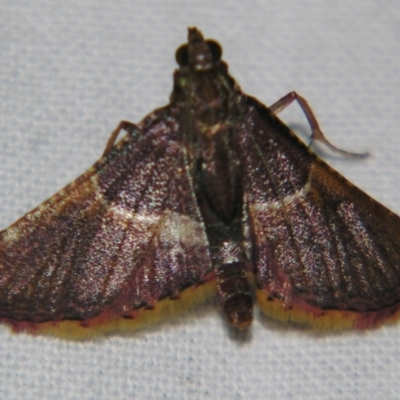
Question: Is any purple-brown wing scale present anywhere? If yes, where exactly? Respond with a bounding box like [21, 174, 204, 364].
[240, 99, 400, 329]
[1, 27, 400, 337]
[0, 108, 215, 337]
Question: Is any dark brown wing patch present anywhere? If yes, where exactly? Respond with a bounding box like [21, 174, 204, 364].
[241, 99, 400, 329]
[0, 108, 215, 337]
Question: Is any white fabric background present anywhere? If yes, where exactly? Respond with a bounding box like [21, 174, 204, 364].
[1, 1, 400, 399]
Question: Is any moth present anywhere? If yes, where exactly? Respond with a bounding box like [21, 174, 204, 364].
[1, 28, 400, 339]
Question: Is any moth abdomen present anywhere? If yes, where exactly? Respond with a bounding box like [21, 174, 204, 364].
[216, 261, 253, 329]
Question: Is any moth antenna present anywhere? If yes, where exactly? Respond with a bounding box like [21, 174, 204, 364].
[309, 128, 369, 159]
[270, 91, 369, 158]
[102, 120, 139, 156]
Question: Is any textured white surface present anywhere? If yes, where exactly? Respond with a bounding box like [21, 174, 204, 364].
[1, 1, 400, 399]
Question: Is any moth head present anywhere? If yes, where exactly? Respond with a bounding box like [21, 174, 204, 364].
[175, 28, 222, 72]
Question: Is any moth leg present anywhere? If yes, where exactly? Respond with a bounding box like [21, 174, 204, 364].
[103, 120, 139, 156]
[270, 92, 368, 158]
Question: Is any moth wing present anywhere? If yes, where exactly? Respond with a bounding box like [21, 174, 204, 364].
[0, 107, 213, 335]
[240, 97, 400, 329]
